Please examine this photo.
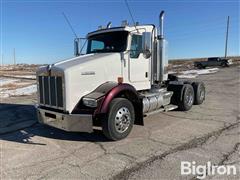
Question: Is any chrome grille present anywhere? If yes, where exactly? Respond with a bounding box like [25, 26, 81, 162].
[38, 76, 63, 108]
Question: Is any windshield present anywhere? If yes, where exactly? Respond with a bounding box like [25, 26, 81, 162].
[86, 31, 129, 54]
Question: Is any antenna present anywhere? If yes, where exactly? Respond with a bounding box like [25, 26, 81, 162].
[124, 0, 138, 32]
[62, 12, 78, 38]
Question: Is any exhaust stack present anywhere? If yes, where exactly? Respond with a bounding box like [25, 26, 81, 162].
[159, 11, 164, 39]
[156, 10, 168, 83]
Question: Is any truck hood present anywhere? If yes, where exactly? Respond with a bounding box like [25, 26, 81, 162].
[49, 53, 122, 112]
[53, 53, 117, 71]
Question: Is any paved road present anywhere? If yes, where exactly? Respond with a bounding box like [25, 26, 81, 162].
[0, 66, 239, 179]
[126, 119, 240, 180]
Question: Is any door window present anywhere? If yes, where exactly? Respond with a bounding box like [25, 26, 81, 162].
[130, 34, 142, 58]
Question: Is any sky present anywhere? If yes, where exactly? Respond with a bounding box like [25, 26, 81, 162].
[0, 0, 239, 64]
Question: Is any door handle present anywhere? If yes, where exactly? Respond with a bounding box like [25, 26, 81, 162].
[145, 72, 148, 78]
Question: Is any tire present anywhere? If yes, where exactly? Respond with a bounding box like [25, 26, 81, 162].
[192, 82, 205, 105]
[178, 84, 194, 111]
[197, 64, 203, 69]
[221, 62, 228, 67]
[102, 98, 135, 141]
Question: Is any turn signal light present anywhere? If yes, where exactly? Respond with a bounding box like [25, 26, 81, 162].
[118, 77, 123, 84]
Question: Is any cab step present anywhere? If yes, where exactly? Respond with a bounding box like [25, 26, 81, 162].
[164, 104, 178, 111]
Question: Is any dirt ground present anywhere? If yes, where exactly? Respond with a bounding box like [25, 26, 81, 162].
[0, 65, 239, 179]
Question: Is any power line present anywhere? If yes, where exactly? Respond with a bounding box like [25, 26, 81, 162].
[167, 26, 233, 41]
[168, 27, 225, 39]
[166, 16, 238, 31]
[124, 0, 138, 31]
[167, 21, 238, 38]
[62, 12, 78, 38]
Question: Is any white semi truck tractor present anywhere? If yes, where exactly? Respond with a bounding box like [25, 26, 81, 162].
[36, 11, 205, 140]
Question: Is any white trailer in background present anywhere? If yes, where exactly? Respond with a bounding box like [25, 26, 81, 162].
[36, 11, 205, 140]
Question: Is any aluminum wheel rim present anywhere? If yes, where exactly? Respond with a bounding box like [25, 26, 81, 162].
[185, 90, 193, 105]
[114, 107, 131, 133]
[199, 87, 205, 101]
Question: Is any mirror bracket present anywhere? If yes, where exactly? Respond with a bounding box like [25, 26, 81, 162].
[74, 38, 80, 56]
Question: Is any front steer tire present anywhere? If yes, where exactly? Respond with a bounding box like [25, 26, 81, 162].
[102, 98, 135, 141]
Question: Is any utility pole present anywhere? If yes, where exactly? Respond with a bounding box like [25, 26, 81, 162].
[1, 54, 3, 67]
[224, 16, 230, 58]
[13, 48, 16, 65]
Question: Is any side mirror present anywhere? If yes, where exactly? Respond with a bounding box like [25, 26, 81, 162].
[74, 38, 80, 56]
[142, 32, 152, 59]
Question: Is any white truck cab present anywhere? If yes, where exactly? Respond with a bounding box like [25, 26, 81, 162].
[36, 11, 206, 140]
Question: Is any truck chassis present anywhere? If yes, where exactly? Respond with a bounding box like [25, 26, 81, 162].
[36, 11, 205, 140]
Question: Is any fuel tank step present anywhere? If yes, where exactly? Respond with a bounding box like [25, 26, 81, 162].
[144, 104, 178, 117]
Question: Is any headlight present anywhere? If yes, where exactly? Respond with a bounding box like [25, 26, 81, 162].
[82, 97, 98, 108]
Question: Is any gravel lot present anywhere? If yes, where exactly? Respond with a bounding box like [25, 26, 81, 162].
[0, 66, 239, 179]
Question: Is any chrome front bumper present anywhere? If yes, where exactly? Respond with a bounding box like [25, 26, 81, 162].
[37, 107, 93, 133]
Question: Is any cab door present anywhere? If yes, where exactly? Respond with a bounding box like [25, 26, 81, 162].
[128, 34, 150, 83]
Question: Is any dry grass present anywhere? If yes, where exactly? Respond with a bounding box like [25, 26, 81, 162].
[0, 64, 42, 77]
[0, 64, 42, 71]
[0, 83, 18, 89]
[0, 81, 35, 90]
